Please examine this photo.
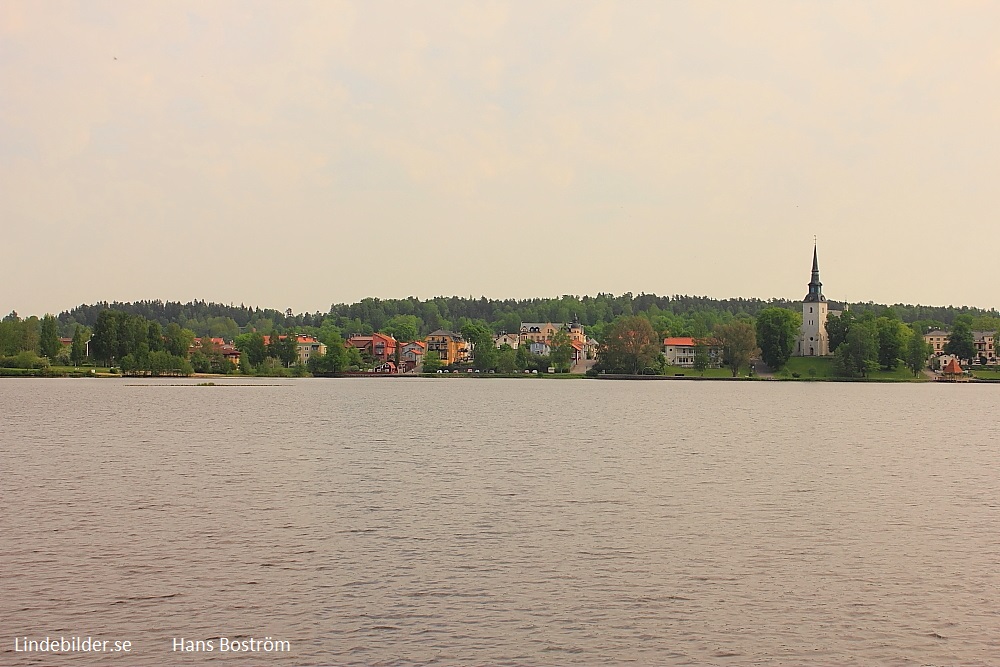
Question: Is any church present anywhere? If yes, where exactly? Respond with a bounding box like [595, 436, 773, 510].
[795, 244, 841, 356]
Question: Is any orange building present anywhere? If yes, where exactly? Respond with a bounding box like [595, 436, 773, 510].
[346, 333, 398, 363]
[425, 329, 469, 365]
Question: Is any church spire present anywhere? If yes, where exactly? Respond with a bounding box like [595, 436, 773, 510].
[804, 242, 825, 302]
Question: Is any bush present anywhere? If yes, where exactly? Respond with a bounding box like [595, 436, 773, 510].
[0, 352, 50, 369]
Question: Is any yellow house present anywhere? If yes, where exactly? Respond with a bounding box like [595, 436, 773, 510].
[519, 318, 586, 347]
[426, 329, 469, 365]
[924, 330, 949, 354]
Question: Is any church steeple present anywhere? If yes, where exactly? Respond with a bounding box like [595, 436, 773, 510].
[804, 242, 825, 302]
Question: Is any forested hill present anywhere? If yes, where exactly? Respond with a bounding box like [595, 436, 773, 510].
[53, 295, 999, 340]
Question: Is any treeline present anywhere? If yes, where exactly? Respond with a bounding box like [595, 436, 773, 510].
[90, 310, 195, 376]
[54, 295, 999, 344]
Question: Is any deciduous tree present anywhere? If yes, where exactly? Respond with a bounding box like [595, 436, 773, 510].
[597, 316, 659, 374]
[692, 341, 711, 376]
[39, 314, 60, 360]
[875, 316, 905, 370]
[71, 326, 87, 365]
[714, 320, 757, 377]
[833, 320, 878, 378]
[549, 328, 574, 372]
[755, 308, 800, 371]
[944, 315, 976, 362]
[905, 324, 929, 377]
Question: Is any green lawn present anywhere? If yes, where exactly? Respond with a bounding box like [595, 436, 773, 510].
[780, 357, 835, 378]
[662, 365, 742, 378]
[869, 366, 924, 381]
[48, 365, 114, 374]
[971, 369, 1000, 380]
[778, 356, 925, 381]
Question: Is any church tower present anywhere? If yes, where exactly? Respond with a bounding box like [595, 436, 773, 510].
[797, 243, 829, 356]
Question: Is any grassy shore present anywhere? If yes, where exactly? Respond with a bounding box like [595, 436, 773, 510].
[661, 365, 745, 378]
[0, 365, 116, 377]
[778, 357, 925, 381]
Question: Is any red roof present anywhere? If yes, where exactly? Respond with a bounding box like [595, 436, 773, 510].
[663, 337, 697, 347]
[942, 359, 964, 374]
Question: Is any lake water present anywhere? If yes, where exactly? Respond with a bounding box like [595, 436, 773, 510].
[2, 377, 999, 665]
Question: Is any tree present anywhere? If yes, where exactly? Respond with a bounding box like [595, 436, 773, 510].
[421, 348, 443, 373]
[270, 334, 298, 367]
[460, 322, 496, 371]
[833, 320, 878, 378]
[91, 310, 122, 364]
[307, 339, 349, 374]
[905, 324, 930, 377]
[875, 316, 905, 370]
[825, 310, 855, 352]
[515, 344, 533, 371]
[944, 315, 976, 363]
[496, 345, 517, 374]
[235, 332, 267, 367]
[714, 320, 757, 377]
[549, 328, 574, 372]
[755, 308, 800, 371]
[692, 341, 710, 376]
[20, 316, 41, 354]
[597, 316, 659, 374]
[70, 326, 87, 365]
[39, 314, 60, 360]
[380, 315, 420, 343]
[147, 321, 164, 352]
[163, 322, 195, 358]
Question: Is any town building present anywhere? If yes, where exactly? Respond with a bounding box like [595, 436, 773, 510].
[924, 330, 949, 354]
[519, 318, 586, 348]
[529, 341, 551, 356]
[923, 329, 997, 365]
[400, 341, 426, 372]
[494, 333, 520, 349]
[346, 333, 397, 364]
[425, 329, 469, 365]
[260, 334, 327, 365]
[294, 335, 326, 365]
[662, 337, 722, 368]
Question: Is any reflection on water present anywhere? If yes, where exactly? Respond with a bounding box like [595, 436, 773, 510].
[2, 378, 999, 665]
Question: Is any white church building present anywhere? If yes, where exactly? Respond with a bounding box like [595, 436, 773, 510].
[796, 244, 840, 357]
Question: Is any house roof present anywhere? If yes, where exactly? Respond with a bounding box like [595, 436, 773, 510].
[428, 329, 462, 339]
[942, 358, 964, 374]
[664, 337, 697, 347]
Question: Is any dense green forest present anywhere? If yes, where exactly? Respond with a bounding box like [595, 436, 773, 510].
[49, 294, 999, 343]
[1, 293, 998, 377]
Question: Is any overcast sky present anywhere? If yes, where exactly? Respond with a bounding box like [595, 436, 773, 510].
[3, 1, 999, 316]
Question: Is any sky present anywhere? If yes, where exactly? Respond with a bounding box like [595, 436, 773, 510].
[3, 1, 1000, 317]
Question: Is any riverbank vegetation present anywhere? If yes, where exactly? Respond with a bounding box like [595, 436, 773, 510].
[5, 293, 1000, 381]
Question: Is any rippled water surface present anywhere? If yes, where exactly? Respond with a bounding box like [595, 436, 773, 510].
[2, 377, 999, 665]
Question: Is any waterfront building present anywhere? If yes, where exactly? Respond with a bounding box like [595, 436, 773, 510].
[426, 329, 469, 365]
[923, 329, 997, 365]
[662, 337, 722, 368]
[261, 334, 328, 365]
[518, 318, 586, 348]
[346, 333, 397, 364]
[924, 329, 949, 354]
[494, 333, 520, 349]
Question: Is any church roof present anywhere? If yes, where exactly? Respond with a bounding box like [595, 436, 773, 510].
[804, 243, 826, 303]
